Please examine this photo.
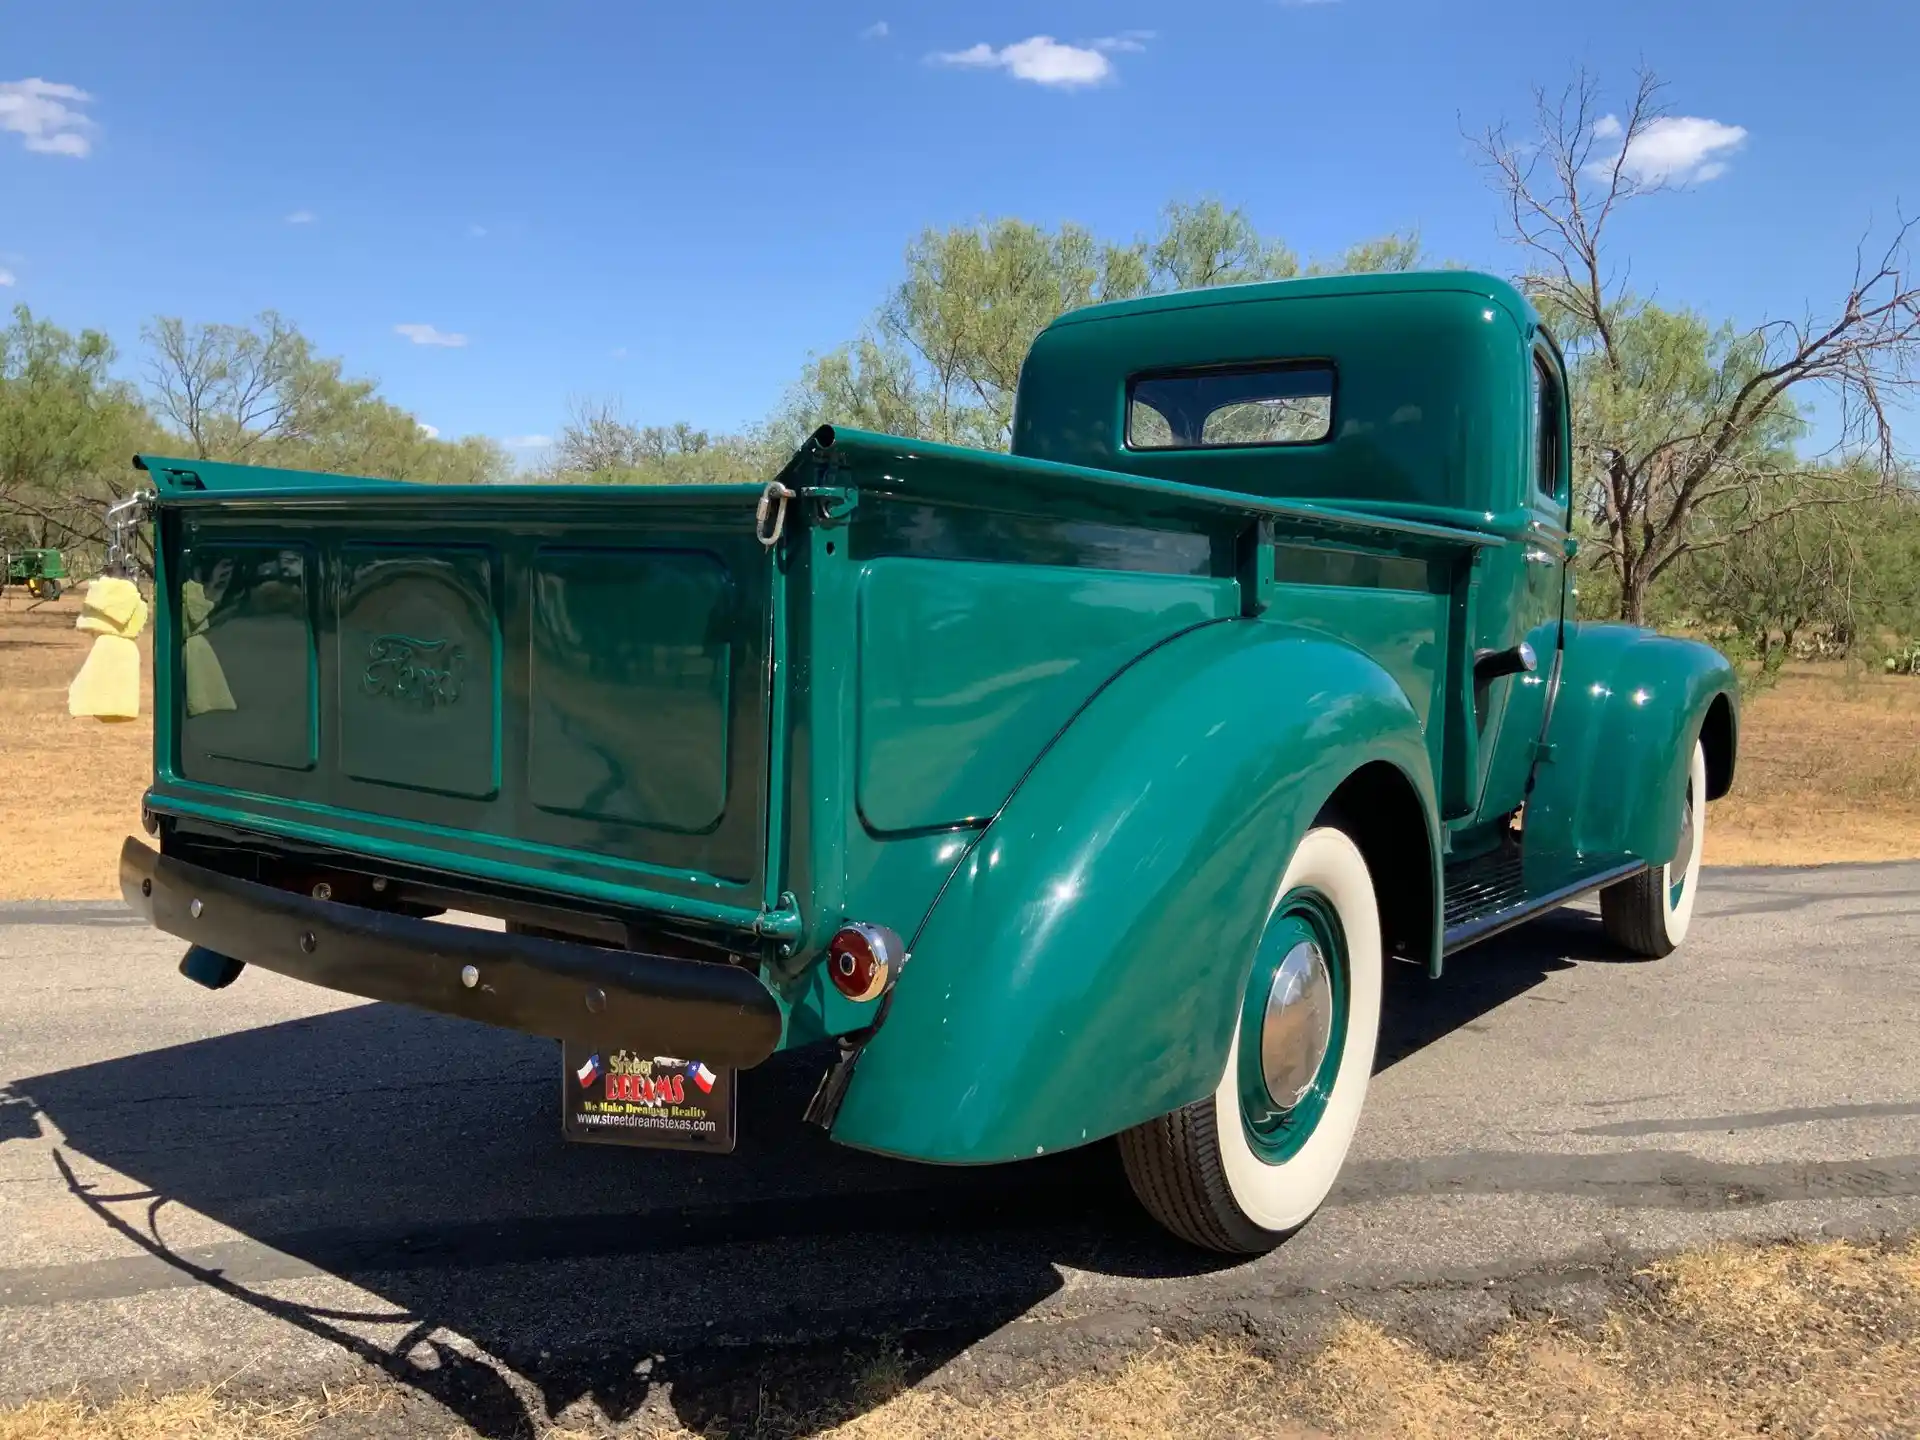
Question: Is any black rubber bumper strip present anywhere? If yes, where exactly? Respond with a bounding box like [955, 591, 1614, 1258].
[119, 838, 783, 1068]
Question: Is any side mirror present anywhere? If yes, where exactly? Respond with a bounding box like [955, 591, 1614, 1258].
[1563, 535, 1579, 561]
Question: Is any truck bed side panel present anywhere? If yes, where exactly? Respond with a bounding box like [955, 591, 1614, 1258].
[856, 559, 1236, 833]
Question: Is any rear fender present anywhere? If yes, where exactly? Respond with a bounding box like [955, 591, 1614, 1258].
[1527, 624, 1738, 866]
[829, 619, 1438, 1165]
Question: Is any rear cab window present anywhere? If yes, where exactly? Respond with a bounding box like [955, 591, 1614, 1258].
[1127, 363, 1335, 450]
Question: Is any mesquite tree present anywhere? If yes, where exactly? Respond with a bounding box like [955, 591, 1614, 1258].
[780, 201, 1422, 452]
[1476, 70, 1920, 624]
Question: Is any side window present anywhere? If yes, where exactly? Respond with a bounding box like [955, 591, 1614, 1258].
[1532, 354, 1562, 500]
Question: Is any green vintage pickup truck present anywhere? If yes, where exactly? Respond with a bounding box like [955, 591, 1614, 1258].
[119, 271, 1737, 1253]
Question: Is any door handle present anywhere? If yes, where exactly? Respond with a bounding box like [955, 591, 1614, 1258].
[1474, 641, 1538, 684]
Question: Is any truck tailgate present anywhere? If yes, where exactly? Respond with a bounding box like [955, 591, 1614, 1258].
[149, 481, 781, 925]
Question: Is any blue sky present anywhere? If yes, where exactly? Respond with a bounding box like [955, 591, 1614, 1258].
[4, 0, 1915, 461]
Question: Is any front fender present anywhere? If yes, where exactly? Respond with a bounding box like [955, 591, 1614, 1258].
[1528, 623, 1738, 867]
[829, 618, 1437, 1165]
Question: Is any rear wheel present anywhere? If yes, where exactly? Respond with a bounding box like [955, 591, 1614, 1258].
[1601, 740, 1707, 958]
[1118, 825, 1382, 1253]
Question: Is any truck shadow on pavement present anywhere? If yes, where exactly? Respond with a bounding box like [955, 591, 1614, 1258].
[9, 908, 1621, 1438]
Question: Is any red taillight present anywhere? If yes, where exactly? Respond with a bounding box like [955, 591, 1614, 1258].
[827, 922, 906, 1003]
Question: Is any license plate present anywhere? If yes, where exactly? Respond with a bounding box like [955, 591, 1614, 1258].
[560, 1040, 737, 1153]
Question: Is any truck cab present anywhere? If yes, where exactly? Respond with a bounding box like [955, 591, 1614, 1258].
[119, 270, 1737, 1253]
[1019, 272, 1584, 843]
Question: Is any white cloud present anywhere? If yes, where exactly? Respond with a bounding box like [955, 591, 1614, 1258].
[938, 42, 1001, 67]
[0, 269, 14, 287]
[610, 346, 629, 359]
[932, 35, 1117, 88]
[1091, 29, 1155, 52]
[1590, 113, 1747, 186]
[503, 434, 552, 449]
[860, 20, 889, 39]
[0, 78, 97, 157]
[284, 209, 316, 225]
[1275, 0, 1343, 7]
[394, 322, 469, 348]
[417, 422, 440, 439]
[467, 223, 487, 238]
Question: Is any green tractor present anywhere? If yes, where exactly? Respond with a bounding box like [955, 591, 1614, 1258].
[1, 543, 69, 602]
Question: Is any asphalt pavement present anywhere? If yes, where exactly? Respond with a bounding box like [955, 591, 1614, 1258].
[1, 862, 1917, 1435]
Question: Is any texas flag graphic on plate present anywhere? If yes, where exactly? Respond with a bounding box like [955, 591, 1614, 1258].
[576, 1053, 603, 1089]
[689, 1061, 717, 1094]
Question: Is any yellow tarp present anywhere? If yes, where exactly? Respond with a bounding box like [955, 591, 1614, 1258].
[68, 577, 148, 722]
[180, 579, 236, 716]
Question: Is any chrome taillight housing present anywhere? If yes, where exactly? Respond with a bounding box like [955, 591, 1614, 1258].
[826, 922, 906, 1003]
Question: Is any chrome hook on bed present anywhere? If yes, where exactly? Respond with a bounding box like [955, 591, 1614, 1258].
[755, 481, 796, 549]
[102, 490, 155, 580]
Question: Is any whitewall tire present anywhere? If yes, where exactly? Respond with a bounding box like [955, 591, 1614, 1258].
[1601, 740, 1708, 958]
[1118, 824, 1383, 1253]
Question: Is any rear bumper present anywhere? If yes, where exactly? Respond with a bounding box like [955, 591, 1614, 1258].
[119, 838, 784, 1068]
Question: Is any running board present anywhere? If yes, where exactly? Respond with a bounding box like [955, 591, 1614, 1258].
[1442, 851, 1648, 956]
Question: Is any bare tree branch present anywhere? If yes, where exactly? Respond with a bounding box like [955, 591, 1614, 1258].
[1474, 69, 1917, 622]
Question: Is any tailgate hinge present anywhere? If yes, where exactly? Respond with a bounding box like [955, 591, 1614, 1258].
[754, 891, 803, 945]
[802, 486, 858, 527]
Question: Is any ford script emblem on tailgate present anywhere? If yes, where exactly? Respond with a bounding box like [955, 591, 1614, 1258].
[362, 635, 467, 709]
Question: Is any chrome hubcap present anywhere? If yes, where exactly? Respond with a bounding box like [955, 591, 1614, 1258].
[1260, 939, 1334, 1109]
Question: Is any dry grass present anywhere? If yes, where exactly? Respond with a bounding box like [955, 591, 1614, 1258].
[1261, 1235, 1920, 1439]
[0, 597, 1913, 900]
[664, 1341, 1326, 1440]
[0, 1383, 386, 1440]
[667, 1236, 1920, 1439]
[1704, 662, 1920, 865]
[8, 1237, 1910, 1438]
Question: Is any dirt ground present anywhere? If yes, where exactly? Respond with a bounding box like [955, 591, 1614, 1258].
[1703, 660, 1920, 864]
[0, 595, 153, 900]
[2, 1235, 1915, 1437]
[0, 592, 1914, 900]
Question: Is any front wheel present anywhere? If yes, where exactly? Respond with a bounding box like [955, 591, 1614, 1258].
[1118, 825, 1382, 1254]
[1600, 739, 1708, 958]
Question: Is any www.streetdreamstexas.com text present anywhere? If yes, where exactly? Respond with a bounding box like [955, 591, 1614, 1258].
[574, 1107, 720, 1135]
